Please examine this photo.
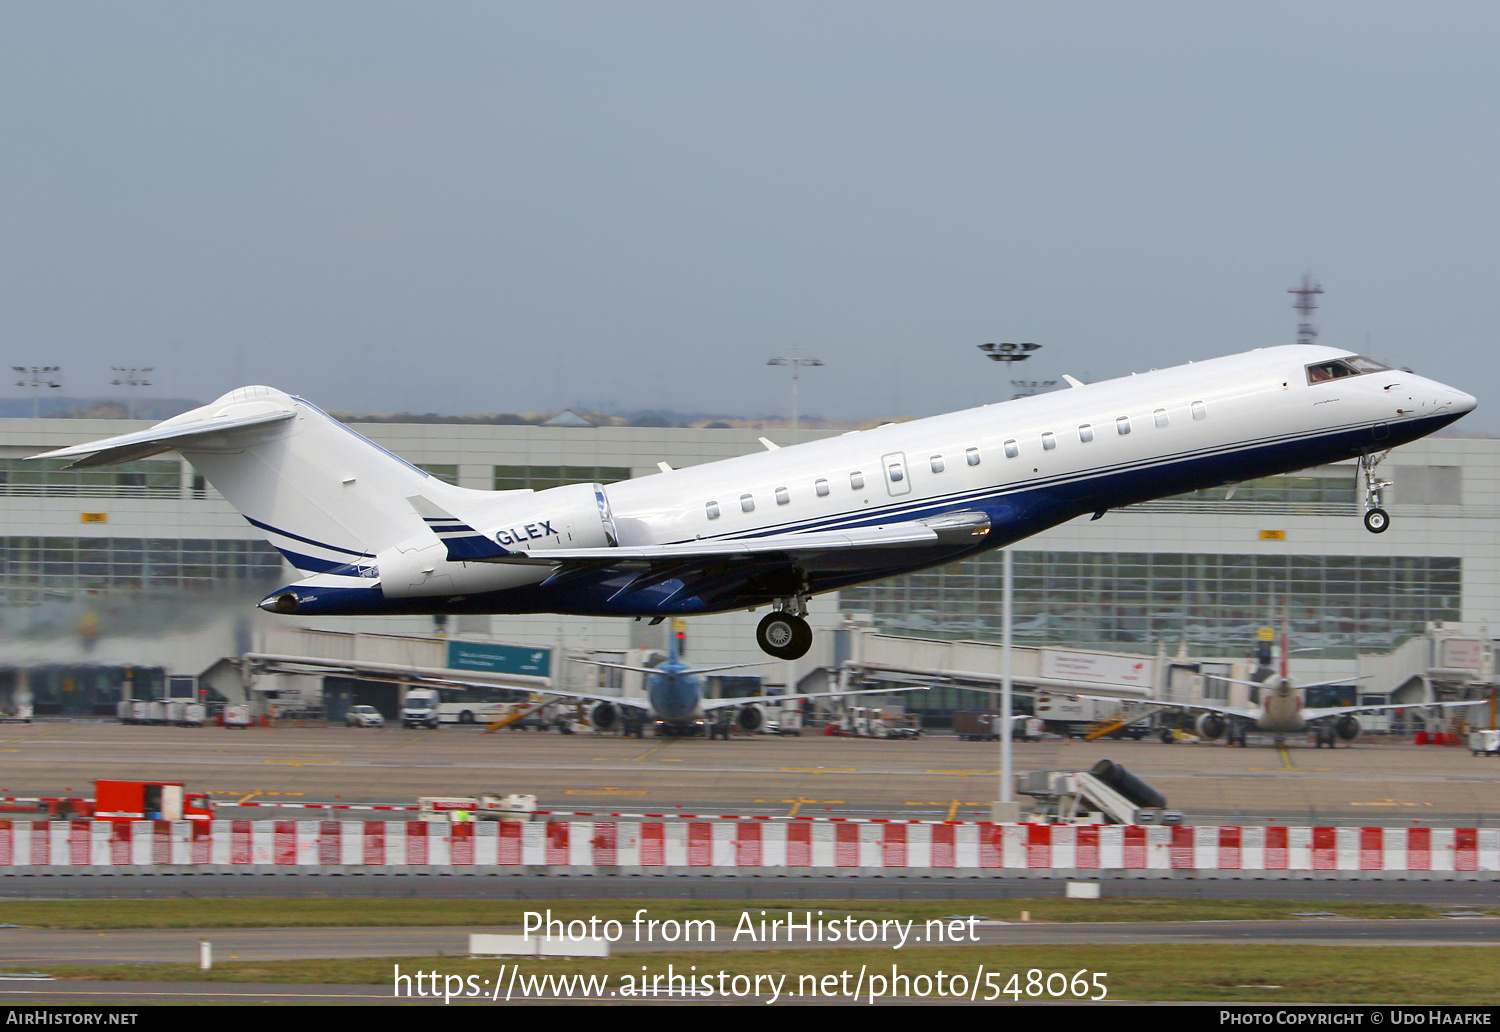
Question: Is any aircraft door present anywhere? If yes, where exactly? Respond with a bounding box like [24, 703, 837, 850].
[882, 452, 912, 497]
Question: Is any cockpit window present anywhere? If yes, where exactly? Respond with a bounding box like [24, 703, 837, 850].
[1306, 355, 1391, 384]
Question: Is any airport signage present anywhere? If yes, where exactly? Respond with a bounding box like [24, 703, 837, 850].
[447, 641, 552, 678]
[1041, 649, 1155, 688]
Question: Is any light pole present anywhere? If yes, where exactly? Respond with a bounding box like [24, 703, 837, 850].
[12, 366, 62, 419]
[766, 347, 823, 435]
[110, 367, 154, 420]
[976, 341, 1044, 822]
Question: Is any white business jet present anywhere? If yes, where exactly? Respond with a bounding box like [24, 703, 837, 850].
[32, 345, 1474, 661]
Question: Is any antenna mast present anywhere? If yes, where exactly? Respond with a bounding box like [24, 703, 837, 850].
[1288, 273, 1324, 345]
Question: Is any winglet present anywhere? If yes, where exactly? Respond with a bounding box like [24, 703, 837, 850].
[408, 495, 510, 561]
[1062, 374, 1085, 388]
[758, 437, 781, 451]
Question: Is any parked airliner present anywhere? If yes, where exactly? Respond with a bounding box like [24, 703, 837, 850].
[33, 345, 1475, 660]
[566, 633, 922, 738]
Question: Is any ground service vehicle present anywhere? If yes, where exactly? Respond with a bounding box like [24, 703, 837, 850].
[91, 780, 214, 822]
[402, 689, 440, 729]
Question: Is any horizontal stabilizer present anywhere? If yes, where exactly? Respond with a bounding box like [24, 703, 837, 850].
[30, 408, 295, 469]
[407, 495, 511, 562]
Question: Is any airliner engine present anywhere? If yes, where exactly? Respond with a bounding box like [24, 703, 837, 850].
[589, 701, 618, 732]
[1194, 713, 1227, 741]
[736, 704, 765, 734]
[1335, 714, 1361, 742]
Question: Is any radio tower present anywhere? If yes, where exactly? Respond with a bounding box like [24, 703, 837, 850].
[1288, 273, 1323, 345]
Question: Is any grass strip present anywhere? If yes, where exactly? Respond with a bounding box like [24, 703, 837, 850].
[0, 896, 1458, 930]
[28, 945, 1500, 1004]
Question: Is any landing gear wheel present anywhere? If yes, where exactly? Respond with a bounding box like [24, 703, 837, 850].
[1363, 508, 1390, 534]
[756, 612, 813, 660]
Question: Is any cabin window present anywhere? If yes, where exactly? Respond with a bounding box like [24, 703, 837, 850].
[706, 501, 720, 520]
[1078, 424, 1094, 443]
[887, 463, 904, 482]
[1116, 416, 1131, 436]
[1003, 439, 1019, 459]
[740, 493, 755, 513]
[815, 478, 830, 497]
[850, 471, 865, 490]
[966, 447, 980, 466]
[1154, 408, 1169, 428]
[930, 455, 945, 474]
[775, 487, 790, 506]
[1041, 432, 1056, 451]
[1191, 401, 1207, 421]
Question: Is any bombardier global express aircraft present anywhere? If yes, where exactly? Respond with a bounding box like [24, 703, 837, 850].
[34, 345, 1475, 660]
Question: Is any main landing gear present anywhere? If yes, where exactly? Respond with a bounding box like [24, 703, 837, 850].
[756, 596, 813, 660]
[1360, 451, 1392, 534]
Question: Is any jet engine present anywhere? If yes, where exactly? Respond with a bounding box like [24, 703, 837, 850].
[736, 704, 765, 734]
[589, 701, 618, 732]
[1334, 714, 1362, 742]
[378, 483, 620, 599]
[1194, 713, 1227, 741]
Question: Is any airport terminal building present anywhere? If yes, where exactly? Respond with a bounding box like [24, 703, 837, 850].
[0, 413, 1494, 720]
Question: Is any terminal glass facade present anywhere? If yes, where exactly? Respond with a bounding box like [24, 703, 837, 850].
[0, 459, 182, 498]
[0, 536, 284, 591]
[493, 465, 633, 491]
[839, 551, 1462, 655]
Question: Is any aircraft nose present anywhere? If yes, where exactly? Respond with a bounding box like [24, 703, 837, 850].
[1448, 387, 1479, 414]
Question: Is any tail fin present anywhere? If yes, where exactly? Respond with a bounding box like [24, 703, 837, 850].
[31, 387, 492, 576]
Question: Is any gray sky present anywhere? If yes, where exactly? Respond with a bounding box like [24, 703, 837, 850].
[2, 2, 1497, 429]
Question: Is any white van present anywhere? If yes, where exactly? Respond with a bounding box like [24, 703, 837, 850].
[402, 688, 440, 729]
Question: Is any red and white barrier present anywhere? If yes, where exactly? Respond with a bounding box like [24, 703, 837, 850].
[0, 820, 1494, 875]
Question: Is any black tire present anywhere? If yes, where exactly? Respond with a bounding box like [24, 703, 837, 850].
[1364, 508, 1390, 534]
[1159, 729, 1174, 744]
[458, 711, 474, 724]
[756, 612, 813, 660]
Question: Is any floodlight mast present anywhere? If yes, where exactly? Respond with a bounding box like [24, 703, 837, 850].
[110, 366, 154, 421]
[974, 342, 1048, 819]
[12, 366, 62, 419]
[766, 346, 824, 435]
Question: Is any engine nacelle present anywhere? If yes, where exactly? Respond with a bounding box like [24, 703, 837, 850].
[589, 701, 618, 732]
[1195, 713, 1227, 741]
[736, 704, 765, 734]
[380, 483, 618, 598]
[1334, 714, 1362, 742]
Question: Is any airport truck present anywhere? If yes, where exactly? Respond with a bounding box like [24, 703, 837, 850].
[46, 780, 216, 822]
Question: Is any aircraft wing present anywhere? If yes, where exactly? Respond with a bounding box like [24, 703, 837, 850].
[505, 688, 652, 712]
[699, 684, 931, 711]
[1302, 698, 1486, 722]
[1047, 690, 1258, 721]
[1216, 675, 1371, 691]
[572, 659, 770, 676]
[466, 510, 991, 567]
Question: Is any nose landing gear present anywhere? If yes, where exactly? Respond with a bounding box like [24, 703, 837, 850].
[1360, 451, 1392, 534]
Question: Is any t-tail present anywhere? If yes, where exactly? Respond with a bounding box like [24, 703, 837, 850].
[27, 386, 555, 611]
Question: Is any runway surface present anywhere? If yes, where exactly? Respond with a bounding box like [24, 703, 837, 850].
[2, 918, 1497, 966]
[3, 720, 1498, 826]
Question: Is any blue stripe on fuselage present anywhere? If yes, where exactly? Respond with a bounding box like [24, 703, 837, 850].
[260, 413, 1459, 619]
